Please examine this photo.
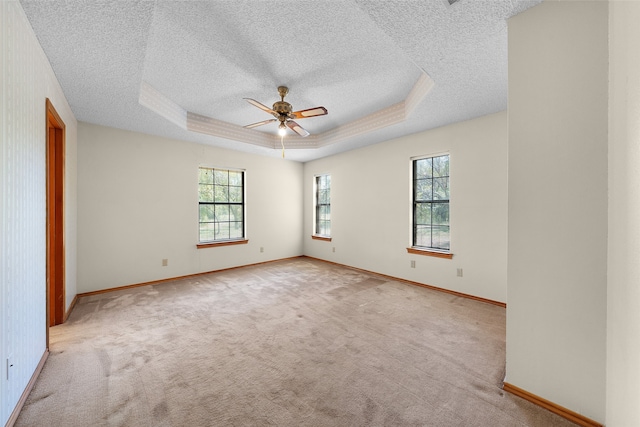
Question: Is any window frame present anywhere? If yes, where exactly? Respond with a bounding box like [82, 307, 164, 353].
[313, 173, 331, 240]
[197, 166, 247, 247]
[409, 153, 452, 258]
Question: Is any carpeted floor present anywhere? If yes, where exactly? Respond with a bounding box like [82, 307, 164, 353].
[15, 257, 577, 426]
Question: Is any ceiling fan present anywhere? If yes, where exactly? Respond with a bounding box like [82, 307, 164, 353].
[243, 86, 328, 137]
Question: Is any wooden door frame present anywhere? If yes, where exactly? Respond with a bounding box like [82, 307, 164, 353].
[46, 98, 65, 344]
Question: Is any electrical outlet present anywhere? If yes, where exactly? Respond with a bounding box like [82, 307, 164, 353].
[411, 260, 416, 268]
[457, 268, 463, 277]
[260, 247, 264, 253]
[162, 259, 168, 267]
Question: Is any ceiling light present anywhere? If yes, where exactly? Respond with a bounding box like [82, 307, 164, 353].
[278, 123, 287, 136]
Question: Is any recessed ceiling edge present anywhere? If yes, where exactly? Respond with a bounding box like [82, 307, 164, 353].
[138, 71, 434, 150]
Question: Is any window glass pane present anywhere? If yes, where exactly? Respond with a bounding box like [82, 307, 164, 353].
[318, 189, 329, 204]
[215, 223, 230, 240]
[215, 204, 230, 221]
[319, 205, 330, 220]
[228, 186, 242, 202]
[433, 155, 449, 178]
[200, 223, 215, 242]
[415, 225, 431, 247]
[412, 154, 449, 250]
[315, 174, 331, 237]
[214, 185, 229, 202]
[433, 177, 449, 200]
[229, 205, 243, 221]
[432, 203, 449, 225]
[199, 168, 245, 242]
[432, 225, 450, 249]
[214, 170, 228, 185]
[229, 223, 243, 239]
[416, 158, 432, 179]
[199, 168, 213, 184]
[199, 205, 214, 222]
[415, 203, 431, 225]
[199, 184, 213, 202]
[319, 221, 330, 236]
[228, 171, 242, 186]
[416, 179, 432, 201]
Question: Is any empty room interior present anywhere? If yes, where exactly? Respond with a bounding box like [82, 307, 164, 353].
[1, 0, 639, 426]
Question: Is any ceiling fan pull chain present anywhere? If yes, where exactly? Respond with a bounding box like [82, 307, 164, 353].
[281, 134, 286, 158]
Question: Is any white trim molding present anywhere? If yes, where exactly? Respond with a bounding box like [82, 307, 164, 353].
[139, 71, 434, 150]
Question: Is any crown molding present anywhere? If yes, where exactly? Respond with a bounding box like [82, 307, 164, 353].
[138, 81, 187, 129]
[186, 112, 274, 148]
[139, 71, 434, 150]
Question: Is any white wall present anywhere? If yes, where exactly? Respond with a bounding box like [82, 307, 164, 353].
[304, 112, 508, 303]
[607, 1, 640, 425]
[506, 1, 608, 422]
[0, 1, 78, 425]
[77, 123, 303, 293]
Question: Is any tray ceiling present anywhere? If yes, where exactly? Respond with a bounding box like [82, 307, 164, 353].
[20, 0, 542, 162]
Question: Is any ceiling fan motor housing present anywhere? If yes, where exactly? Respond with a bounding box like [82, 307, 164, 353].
[243, 85, 326, 137]
[274, 86, 293, 118]
[272, 100, 293, 117]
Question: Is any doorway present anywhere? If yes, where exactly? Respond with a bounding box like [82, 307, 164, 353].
[46, 98, 65, 334]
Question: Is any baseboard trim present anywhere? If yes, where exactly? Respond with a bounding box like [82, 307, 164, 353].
[63, 294, 79, 322]
[5, 350, 49, 427]
[76, 256, 305, 298]
[75, 255, 504, 309]
[304, 256, 506, 308]
[503, 382, 603, 427]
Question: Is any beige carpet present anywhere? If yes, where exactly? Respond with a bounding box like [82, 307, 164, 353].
[16, 257, 576, 426]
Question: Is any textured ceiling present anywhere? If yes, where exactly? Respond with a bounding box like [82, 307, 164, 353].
[20, 0, 542, 162]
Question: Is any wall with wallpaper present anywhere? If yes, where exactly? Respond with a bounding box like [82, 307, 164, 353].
[0, 1, 78, 425]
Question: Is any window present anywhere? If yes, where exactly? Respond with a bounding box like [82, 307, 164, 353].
[412, 154, 450, 251]
[314, 174, 331, 238]
[198, 167, 244, 243]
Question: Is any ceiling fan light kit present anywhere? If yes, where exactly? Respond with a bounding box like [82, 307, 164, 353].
[243, 86, 328, 138]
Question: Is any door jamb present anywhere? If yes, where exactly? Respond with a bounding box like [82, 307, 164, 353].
[46, 98, 66, 346]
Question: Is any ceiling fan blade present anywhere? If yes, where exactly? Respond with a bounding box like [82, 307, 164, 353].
[244, 118, 277, 129]
[291, 106, 328, 120]
[244, 98, 277, 116]
[286, 120, 310, 137]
